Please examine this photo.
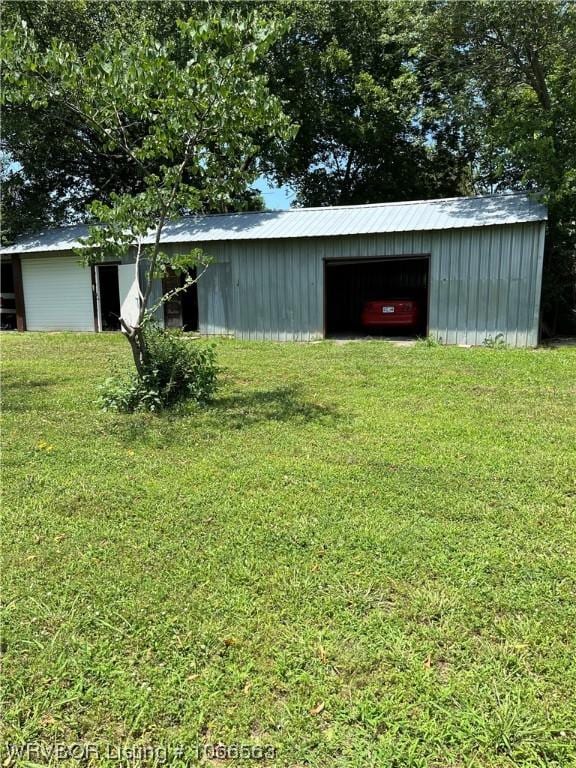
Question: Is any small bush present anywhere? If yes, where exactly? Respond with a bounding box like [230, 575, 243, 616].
[482, 333, 508, 349]
[416, 335, 442, 348]
[99, 371, 169, 413]
[100, 325, 218, 412]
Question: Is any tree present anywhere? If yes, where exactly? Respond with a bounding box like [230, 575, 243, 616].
[1, 0, 143, 240]
[261, 0, 471, 206]
[2, 11, 294, 373]
[414, 0, 576, 333]
[0, 1, 266, 243]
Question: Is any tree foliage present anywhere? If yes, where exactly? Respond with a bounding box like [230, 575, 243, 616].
[415, 0, 576, 332]
[1, 1, 145, 240]
[262, 0, 471, 206]
[2, 9, 294, 372]
[0, 1, 266, 242]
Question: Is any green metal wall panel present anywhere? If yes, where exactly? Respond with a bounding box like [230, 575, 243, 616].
[166, 221, 546, 347]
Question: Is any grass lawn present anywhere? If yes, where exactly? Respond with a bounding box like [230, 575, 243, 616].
[1, 333, 575, 767]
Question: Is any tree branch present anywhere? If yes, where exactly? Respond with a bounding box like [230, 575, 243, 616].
[148, 261, 211, 317]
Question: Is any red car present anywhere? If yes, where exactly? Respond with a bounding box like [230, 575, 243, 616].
[361, 299, 419, 330]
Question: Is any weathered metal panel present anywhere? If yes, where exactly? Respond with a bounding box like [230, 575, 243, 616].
[445, 231, 461, 345]
[506, 224, 523, 347]
[197, 261, 232, 335]
[486, 227, 500, 340]
[495, 226, 512, 342]
[529, 222, 547, 346]
[1, 194, 547, 255]
[198, 221, 544, 347]
[435, 229, 450, 342]
[224, 239, 323, 341]
[457, 231, 469, 343]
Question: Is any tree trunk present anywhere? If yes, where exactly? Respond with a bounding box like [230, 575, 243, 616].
[124, 327, 148, 378]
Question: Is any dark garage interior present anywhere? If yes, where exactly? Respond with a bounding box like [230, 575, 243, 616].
[97, 264, 121, 331]
[163, 268, 198, 331]
[180, 268, 199, 332]
[1, 260, 16, 330]
[324, 256, 429, 337]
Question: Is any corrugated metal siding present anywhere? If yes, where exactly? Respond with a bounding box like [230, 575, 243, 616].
[198, 262, 232, 335]
[225, 240, 323, 341]
[190, 222, 544, 347]
[21, 255, 94, 331]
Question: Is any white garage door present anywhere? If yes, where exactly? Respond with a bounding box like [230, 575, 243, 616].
[22, 255, 95, 331]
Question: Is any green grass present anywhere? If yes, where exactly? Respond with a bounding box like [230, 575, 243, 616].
[2, 333, 575, 768]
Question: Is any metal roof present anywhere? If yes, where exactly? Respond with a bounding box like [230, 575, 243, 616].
[1, 193, 547, 255]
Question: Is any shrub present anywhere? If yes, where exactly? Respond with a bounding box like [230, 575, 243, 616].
[100, 325, 218, 412]
[416, 335, 442, 348]
[482, 333, 508, 349]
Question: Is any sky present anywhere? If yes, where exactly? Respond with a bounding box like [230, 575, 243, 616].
[253, 176, 296, 210]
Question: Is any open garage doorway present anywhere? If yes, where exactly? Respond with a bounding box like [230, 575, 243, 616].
[324, 255, 429, 338]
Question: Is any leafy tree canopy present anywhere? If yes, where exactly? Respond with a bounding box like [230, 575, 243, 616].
[1, 8, 295, 370]
[414, 0, 576, 331]
[262, 0, 471, 206]
[0, 1, 268, 241]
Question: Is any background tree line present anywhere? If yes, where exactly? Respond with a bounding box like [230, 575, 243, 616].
[2, 0, 574, 335]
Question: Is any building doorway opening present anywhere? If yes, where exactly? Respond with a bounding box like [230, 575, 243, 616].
[1, 260, 16, 330]
[324, 256, 429, 338]
[95, 264, 121, 331]
[163, 268, 198, 331]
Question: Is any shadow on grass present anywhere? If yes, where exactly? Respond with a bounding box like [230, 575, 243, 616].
[0, 374, 65, 411]
[105, 384, 340, 446]
[209, 385, 340, 429]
